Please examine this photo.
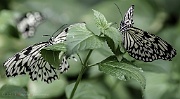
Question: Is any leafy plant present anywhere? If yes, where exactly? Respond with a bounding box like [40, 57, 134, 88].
[41, 9, 146, 99]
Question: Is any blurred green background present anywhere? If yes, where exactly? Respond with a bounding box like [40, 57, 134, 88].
[0, 0, 180, 99]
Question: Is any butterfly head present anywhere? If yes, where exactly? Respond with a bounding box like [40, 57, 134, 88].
[48, 37, 54, 45]
[119, 20, 126, 32]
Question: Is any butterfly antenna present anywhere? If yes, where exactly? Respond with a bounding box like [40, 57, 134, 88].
[43, 34, 51, 37]
[51, 24, 68, 37]
[42, 24, 68, 37]
[114, 3, 123, 21]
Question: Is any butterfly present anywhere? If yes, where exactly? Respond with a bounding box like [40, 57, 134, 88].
[119, 5, 176, 62]
[17, 11, 44, 38]
[3, 27, 69, 83]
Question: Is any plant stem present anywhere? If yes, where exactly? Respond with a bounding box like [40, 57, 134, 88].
[69, 50, 93, 99]
[84, 50, 93, 66]
[69, 66, 86, 99]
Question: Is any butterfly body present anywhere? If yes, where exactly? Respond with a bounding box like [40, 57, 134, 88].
[4, 28, 69, 83]
[119, 5, 176, 62]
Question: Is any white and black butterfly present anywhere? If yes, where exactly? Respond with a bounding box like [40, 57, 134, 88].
[17, 11, 43, 38]
[3, 27, 69, 83]
[119, 5, 176, 62]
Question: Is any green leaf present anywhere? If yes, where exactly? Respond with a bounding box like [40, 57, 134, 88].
[42, 43, 67, 52]
[65, 82, 108, 99]
[93, 9, 123, 55]
[105, 27, 121, 49]
[40, 43, 67, 67]
[99, 56, 146, 90]
[93, 9, 111, 30]
[0, 85, 27, 99]
[66, 23, 104, 55]
[104, 27, 123, 55]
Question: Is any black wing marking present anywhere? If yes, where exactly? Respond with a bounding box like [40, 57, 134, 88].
[123, 27, 176, 62]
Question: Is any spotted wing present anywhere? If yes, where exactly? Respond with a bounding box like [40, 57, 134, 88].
[59, 56, 69, 73]
[3, 42, 59, 83]
[123, 5, 134, 27]
[122, 27, 176, 62]
[28, 53, 58, 83]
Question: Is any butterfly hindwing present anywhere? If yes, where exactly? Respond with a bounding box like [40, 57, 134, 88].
[120, 5, 176, 62]
[29, 55, 58, 83]
[123, 27, 176, 62]
[59, 56, 69, 73]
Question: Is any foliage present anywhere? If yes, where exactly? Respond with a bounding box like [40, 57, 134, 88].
[41, 10, 146, 98]
[0, 0, 180, 99]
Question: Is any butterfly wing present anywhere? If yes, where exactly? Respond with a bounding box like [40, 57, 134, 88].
[4, 42, 59, 83]
[122, 5, 134, 27]
[28, 53, 58, 83]
[52, 27, 70, 73]
[59, 56, 69, 73]
[4, 42, 48, 76]
[53, 27, 69, 44]
[122, 27, 176, 62]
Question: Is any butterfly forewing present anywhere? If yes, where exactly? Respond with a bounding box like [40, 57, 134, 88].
[4, 42, 48, 76]
[52, 28, 69, 44]
[120, 5, 176, 62]
[4, 27, 69, 83]
[120, 5, 134, 31]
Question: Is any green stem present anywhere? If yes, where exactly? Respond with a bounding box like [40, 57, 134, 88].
[84, 50, 93, 66]
[69, 50, 93, 99]
[69, 66, 86, 99]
